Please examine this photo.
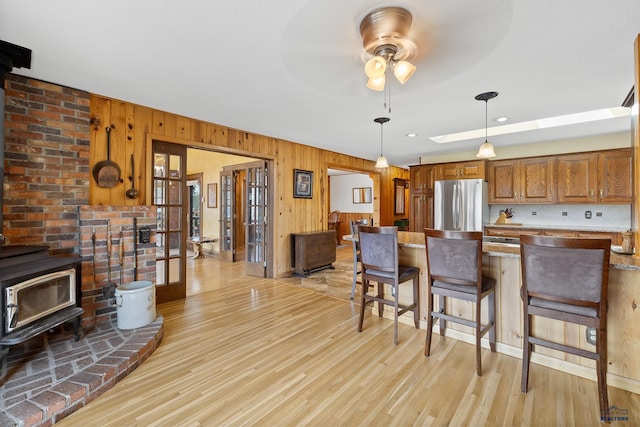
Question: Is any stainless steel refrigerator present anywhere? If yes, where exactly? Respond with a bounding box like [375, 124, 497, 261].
[434, 179, 488, 231]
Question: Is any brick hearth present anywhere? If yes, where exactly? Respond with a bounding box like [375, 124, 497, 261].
[0, 317, 163, 426]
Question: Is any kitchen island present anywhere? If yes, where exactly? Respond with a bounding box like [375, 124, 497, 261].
[345, 231, 640, 394]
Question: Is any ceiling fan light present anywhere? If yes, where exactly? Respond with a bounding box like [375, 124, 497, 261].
[367, 76, 385, 91]
[375, 155, 389, 168]
[476, 141, 496, 158]
[365, 56, 387, 79]
[393, 60, 416, 84]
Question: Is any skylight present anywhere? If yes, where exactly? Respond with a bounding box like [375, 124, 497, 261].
[429, 107, 631, 144]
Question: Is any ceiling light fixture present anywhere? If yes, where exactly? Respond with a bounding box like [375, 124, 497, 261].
[374, 117, 390, 168]
[360, 7, 417, 91]
[475, 91, 498, 158]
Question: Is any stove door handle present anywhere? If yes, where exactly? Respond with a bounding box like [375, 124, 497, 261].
[7, 303, 18, 329]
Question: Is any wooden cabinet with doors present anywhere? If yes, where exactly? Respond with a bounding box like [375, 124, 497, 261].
[437, 160, 486, 180]
[598, 148, 632, 203]
[488, 157, 556, 204]
[409, 164, 436, 232]
[557, 148, 632, 203]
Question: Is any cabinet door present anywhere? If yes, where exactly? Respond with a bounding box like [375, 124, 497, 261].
[437, 163, 461, 180]
[460, 160, 486, 179]
[543, 229, 578, 238]
[410, 193, 433, 232]
[484, 227, 542, 238]
[577, 231, 621, 245]
[557, 153, 597, 203]
[519, 157, 556, 203]
[597, 149, 632, 203]
[437, 160, 486, 180]
[410, 164, 436, 193]
[488, 160, 518, 203]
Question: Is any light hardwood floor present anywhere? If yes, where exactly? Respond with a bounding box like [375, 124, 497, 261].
[59, 247, 639, 426]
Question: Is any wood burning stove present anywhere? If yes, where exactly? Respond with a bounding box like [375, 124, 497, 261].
[0, 246, 83, 358]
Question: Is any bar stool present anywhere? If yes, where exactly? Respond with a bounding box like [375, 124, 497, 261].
[520, 235, 611, 419]
[423, 229, 496, 376]
[357, 226, 420, 345]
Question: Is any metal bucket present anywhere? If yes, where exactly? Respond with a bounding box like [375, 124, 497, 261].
[115, 280, 156, 329]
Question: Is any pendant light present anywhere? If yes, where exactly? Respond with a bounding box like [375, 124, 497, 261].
[374, 117, 390, 168]
[475, 91, 498, 158]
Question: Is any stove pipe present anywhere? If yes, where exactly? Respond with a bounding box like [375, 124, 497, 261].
[0, 41, 32, 247]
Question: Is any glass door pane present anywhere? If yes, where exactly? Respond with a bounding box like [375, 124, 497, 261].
[219, 170, 235, 262]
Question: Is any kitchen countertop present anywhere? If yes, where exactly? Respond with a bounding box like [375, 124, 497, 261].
[344, 232, 640, 271]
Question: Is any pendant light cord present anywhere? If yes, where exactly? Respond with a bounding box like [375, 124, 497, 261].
[485, 100, 488, 141]
[380, 121, 384, 155]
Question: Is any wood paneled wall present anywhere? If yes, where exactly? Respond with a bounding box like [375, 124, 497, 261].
[89, 94, 409, 278]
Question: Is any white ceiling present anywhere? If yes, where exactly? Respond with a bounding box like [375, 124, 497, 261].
[2, 1, 639, 168]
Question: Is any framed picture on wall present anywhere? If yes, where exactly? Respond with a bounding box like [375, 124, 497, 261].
[293, 169, 313, 198]
[207, 183, 217, 208]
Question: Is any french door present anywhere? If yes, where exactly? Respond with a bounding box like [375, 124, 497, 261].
[245, 161, 268, 277]
[153, 141, 187, 303]
[219, 160, 270, 277]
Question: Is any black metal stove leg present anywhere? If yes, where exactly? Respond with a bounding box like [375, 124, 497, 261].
[72, 316, 82, 341]
[0, 345, 8, 379]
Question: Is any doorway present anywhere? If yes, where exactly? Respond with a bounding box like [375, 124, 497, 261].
[219, 160, 272, 278]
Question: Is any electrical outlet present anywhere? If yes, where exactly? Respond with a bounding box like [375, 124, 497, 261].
[586, 327, 597, 345]
[562, 212, 567, 216]
[596, 212, 603, 217]
[531, 211, 537, 216]
[585, 210, 592, 219]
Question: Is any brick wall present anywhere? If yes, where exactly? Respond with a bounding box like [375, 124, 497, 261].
[4, 75, 158, 326]
[78, 206, 156, 327]
[3, 74, 90, 254]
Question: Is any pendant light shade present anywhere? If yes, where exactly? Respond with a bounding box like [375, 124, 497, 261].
[476, 141, 496, 158]
[475, 91, 498, 158]
[374, 117, 390, 168]
[375, 155, 389, 168]
[393, 60, 416, 84]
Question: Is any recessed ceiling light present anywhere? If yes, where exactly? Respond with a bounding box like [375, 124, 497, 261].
[495, 116, 508, 122]
[429, 106, 630, 144]
[406, 133, 418, 138]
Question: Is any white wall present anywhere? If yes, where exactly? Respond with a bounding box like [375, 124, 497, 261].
[330, 173, 374, 213]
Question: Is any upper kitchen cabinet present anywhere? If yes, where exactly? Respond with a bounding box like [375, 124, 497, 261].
[488, 157, 556, 204]
[409, 164, 436, 232]
[436, 160, 486, 180]
[598, 148, 632, 203]
[557, 152, 598, 203]
[557, 148, 632, 203]
[410, 164, 436, 193]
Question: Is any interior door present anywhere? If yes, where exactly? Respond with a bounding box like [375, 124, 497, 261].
[153, 141, 187, 303]
[245, 161, 267, 277]
[219, 169, 236, 262]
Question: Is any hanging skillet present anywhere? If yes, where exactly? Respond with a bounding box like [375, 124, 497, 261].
[93, 126, 121, 188]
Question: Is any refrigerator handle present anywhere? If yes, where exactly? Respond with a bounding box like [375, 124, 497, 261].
[452, 182, 460, 231]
